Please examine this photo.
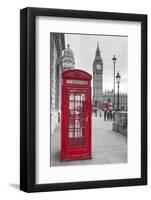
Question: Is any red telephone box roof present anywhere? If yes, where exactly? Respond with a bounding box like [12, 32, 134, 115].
[62, 69, 92, 80]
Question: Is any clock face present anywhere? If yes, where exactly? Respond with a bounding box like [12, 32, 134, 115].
[96, 64, 101, 70]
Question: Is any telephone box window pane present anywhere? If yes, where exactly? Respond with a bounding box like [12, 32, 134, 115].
[81, 102, 86, 109]
[74, 110, 78, 118]
[69, 129, 74, 138]
[80, 102, 83, 110]
[81, 93, 86, 101]
[76, 129, 81, 138]
[75, 120, 80, 128]
[69, 120, 74, 128]
[79, 130, 82, 137]
[82, 128, 85, 137]
[69, 93, 74, 101]
[82, 119, 85, 127]
[69, 110, 74, 119]
[75, 94, 80, 101]
[81, 110, 85, 118]
[75, 129, 78, 138]
[69, 101, 74, 110]
[75, 101, 81, 110]
[68, 91, 87, 146]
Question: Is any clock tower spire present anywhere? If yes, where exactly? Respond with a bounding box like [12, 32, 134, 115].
[93, 42, 103, 109]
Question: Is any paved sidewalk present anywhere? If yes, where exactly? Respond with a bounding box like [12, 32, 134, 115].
[50, 114, 127, 167]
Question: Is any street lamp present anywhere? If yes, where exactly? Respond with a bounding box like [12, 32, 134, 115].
[112, 55, 117, 110]
[116, 71, 121, 111]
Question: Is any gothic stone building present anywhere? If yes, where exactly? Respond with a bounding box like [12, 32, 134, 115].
[92, 43, 127, 111]
[50, 33, 65, 135]
[93, 43, 103, 108]
[62, 44, 75, 70]
[50, 33, 75, 135]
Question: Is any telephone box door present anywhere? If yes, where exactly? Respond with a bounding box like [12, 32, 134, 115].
[61, 69, 92, 161]
[62, 88, 91, 160]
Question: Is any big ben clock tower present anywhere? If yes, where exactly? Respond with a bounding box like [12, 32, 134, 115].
[93, 42, 103, 108]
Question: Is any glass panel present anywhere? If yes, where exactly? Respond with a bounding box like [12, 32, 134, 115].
[75, 94, 80, 101]
[69, 93, 74, 101]
[75, 120, 81, 128]
[68, 90, 87, 145]
[69, 101, 74, 110]
[81, 110, 85, 118]
[75, 101, 81, 110]
[69, 129, 74, 138]
[69, 119, 74, 128]
[75, 129, 78, 138]
[82, 128, 85, 137]
[78, 129, 82, 137]
[81, 119, 85, 127]
[81, 101, 86, 109]
[69, 110, 74, 119]
[81, 93, 86, 101]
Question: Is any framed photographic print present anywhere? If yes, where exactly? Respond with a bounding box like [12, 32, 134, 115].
[20, 7, 147, 192]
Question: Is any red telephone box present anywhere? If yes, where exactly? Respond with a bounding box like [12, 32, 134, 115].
[61, 69, 92, 161]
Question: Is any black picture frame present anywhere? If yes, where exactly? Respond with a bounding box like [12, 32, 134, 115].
[20, 7, 147, 192]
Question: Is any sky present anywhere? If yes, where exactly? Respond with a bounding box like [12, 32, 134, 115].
[65, 33, 128, 93]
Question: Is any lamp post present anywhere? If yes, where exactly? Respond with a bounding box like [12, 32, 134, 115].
[116, 72, 121, 111]
[112, 55, 117, 110]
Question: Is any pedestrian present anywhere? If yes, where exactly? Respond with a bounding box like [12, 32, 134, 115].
[100, 110, 101, 118]
[58, 112, 61, 123]
[104, 110, 107, 121]
[107, 110, 110, 120]
[107, 98, 113, 121]
[95, 109, 97, 117]
[109, 110, 112, 121]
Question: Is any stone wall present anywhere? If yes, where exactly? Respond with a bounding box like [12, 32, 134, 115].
[112, 112, 127, 136]
[50, 33, 65, 135]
